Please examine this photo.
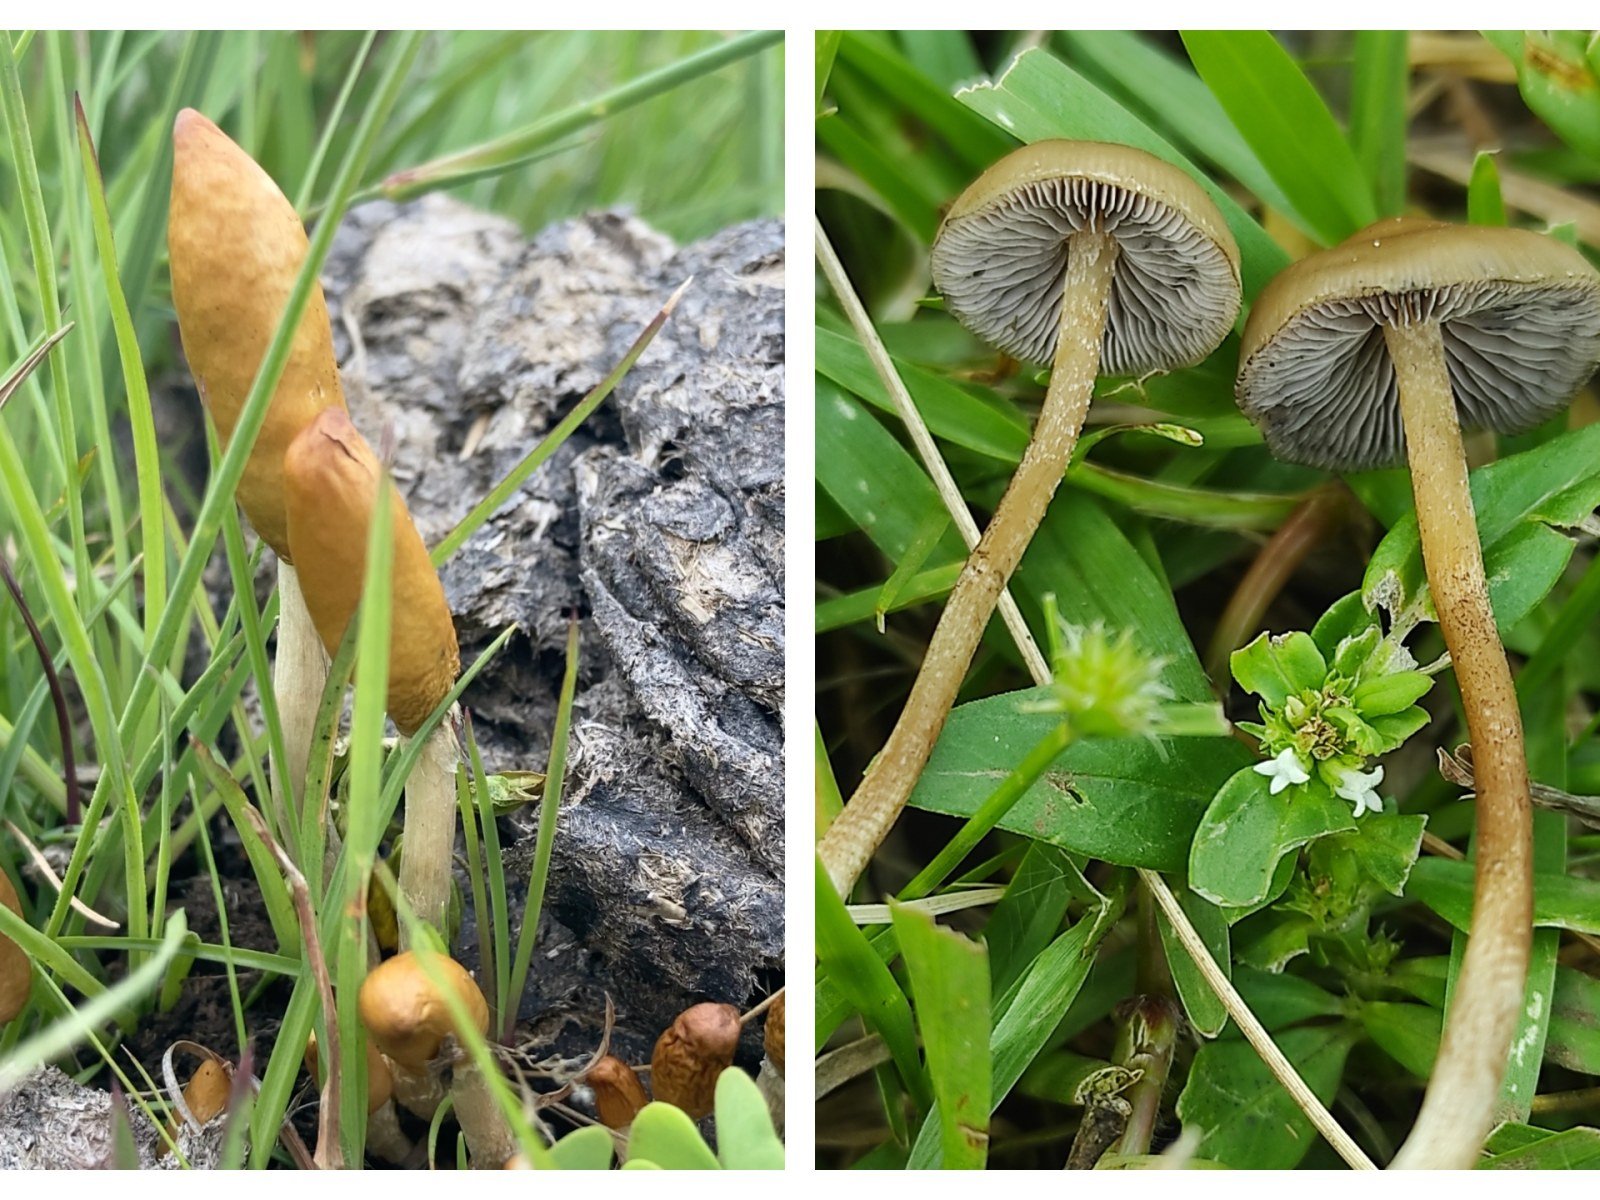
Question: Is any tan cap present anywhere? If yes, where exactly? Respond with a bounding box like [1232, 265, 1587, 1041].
[358, 951, 489, 1072]
[931, 140, 1241, 373]
[1238, 217, 1600, 470]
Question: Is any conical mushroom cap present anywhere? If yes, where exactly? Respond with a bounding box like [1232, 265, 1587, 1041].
[358, 951, 489, 1072]
[931, 139, 1241, 373]
[283, 409, 459, 734]
[1237, 217, 1600, 471]
[169, 108, 346, 560]
[0, 869, 29, 1023]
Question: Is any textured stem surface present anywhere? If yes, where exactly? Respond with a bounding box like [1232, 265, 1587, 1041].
[817, 231, 1118, 895]
[272, 563, 327, 826]
[1386, 319, 1533, 1170]
[398, 722, 459, 944]
[450, 1064, 517, 1168]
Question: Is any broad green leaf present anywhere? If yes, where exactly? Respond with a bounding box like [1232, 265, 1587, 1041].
[1330, 811, 1427, 897]
[983, 843, 1077, 997]
[1360, 1001, 1441, 1078]
[548, 1124, 615, 1170]
[954, 46, 1288, 296]
[910, 692, 1250, 873]
[1233, 909, 1315, 973]
[1480, 1123, 1600, 1170]
[1181, 31, 1377, 243]
[625, 1102, 720, 1170]
[1176, 1026, 1354, 1170]
[892, 902, 991, 1170]
[713, 1070, 785, 1170]
[1546, 964, 1600, 1074]
[1365, 425, 1600, 635]
[1488, 30, 1600, 163]
[1233, 966, 1344, 1029]
[1230, 631, 1326, 708]
[1189, 769, 1356, 908]
[1156, 879, 1231, 1037]
[1407, 856, 1600, 934]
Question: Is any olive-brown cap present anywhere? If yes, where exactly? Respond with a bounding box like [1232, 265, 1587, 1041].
[584, 1055, 649, 1129]
[358, 951, 488, 1072]
[931, 139, 1242, 373]
[649, 1001, 741, 1120]
[283, 409, 459, 734]
[169, 108, 347, 560]
[763, 991, 784, 1074]
[305, 1029, 395, 1114]
[0, 869, 30, 1024]
[1237, 217, 1600, 471]
[180, 1058, 233, 1126]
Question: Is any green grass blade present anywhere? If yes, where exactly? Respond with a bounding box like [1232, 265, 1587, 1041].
[1349, 31, 1410, 217]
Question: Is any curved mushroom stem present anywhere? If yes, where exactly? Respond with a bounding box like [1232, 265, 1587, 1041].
[272, 562, 328, 831]
[818, 230, 1119, 895]
[1384, 319, 1533, 1169]
[398, 718, 460, 946]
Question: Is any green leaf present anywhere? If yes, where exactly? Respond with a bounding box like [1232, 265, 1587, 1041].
[1156, 880, 1231, 1037]
[1407, 856, 1600, 934]
[1233, 966, 1344, 1029]
[1181, 31, 1377, 244]
[1349, 31, 1409, 216]
[1351, 671, 1431, 717]
[983, 843, 1077, 998]
[1230, 631, 1327, 708]
[1490, 30, 1600, 163]
[814, 857, 931, 1109]
[1546, 964, 1600, 1074]
[1364, 425, 1600, 635]
[955, 46, 1288, 297]
[1176, 1026, 1354, 1169]
[713, 1070, 785, 1170]
[1360, 1001, 1441, 1078]
[891, 903, 991, 1170]
[910, 693, 1251, 872]
[1330, 811, 1426, 897]
[1233, 909, 1314, 972]
[626, 1102, 721, 1170]
[1190, 769, 1356, 908]
[1480, 1124, 1600, 1170]
[1468, 151, 1508, 225]
[548, 1124, 615, 1170]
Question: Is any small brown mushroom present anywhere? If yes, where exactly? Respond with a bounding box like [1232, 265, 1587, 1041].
[650, 1002, 741, 1119]
[1236, 216, 1600, 1168]
[0, 868, 30, 1024]
[819, 140, 1241, 895]
[585, 1055, 649, 1130]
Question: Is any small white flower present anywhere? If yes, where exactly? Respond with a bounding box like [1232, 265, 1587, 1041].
[1333, 764, 1385, 818]
[1254, 747, 1310, 795]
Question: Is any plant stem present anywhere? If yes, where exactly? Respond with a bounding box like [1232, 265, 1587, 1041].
[398, 722, 459, 945]
[1113, 995, 1179, 1159]
[818, 230, 1118, 896]
[449, 1062, 516, 1168]
[1385, 319, 1533, 1170]
[272, 563, 327, 831]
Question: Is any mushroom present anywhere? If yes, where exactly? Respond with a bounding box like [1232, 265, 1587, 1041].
[159, 1056, 232, 1157]
[818, 140, 1241, 895]
[649, 1001, 742, 1120]
[169, 108, 344, 827]
[1235, 216, 1600, 1168]
[0, 867, 30, 1024]
[305, 1029, 411, 1163]
[282, 408, 461, 938]
[359, 950, 513, 1167]
[584, 1055, 649, 1130]
[757, 990, 784, 1133]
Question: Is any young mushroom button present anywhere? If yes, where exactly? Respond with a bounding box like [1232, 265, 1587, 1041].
[1235, 216, 1600, 1170]
[818, 140, 1242, 897]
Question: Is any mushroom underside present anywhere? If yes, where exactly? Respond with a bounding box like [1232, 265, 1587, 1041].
[1238, 285, 1600, 471]
[931, 177, 1238, 373]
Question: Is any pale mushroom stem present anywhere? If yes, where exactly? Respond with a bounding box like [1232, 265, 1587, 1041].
[272, 564, 327, 825]
[1384, 319, 1534, 1170]
[397, 719, 460, 945]
[818, 230, 1120, 895]
[450, 1062, 517, 1168]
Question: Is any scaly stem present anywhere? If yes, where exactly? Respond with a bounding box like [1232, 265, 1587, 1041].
[398, 721, 459, 945]
[273, 562, 327, 827]
[450, 1062, 516, 1168]
[818, 230, 1119, 895]
[1385, 319, 1533, 1170]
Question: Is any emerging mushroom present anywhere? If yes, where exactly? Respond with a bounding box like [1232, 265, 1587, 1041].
[818, 140, 1242, 895]
[282, 408, 460, 938]
[650, 1001, 742, 1119]
[584, 1055, 649, 1130]
[0, 867, 31, 1024]
[359, 950, 512, 1167]
[1235, 216, 1600, 1168]
[305, 1029, 410, 1163]
[169, 108, 345, 824]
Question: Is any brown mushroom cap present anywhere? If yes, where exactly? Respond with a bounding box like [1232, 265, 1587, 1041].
[0, 868, 30, 1024]
[305, 1030, 395, 1114]
[931, 139, 1242, 374]
[649, 1001, 741, 1119]
[168, 108, 347, 560]
[282, 409, 460, 734]
[763, 992, 784, 1074]
[584, 1055, 649, 1129]
[358, 951, 489, 1072]
[1237, 217, 1600, 471]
